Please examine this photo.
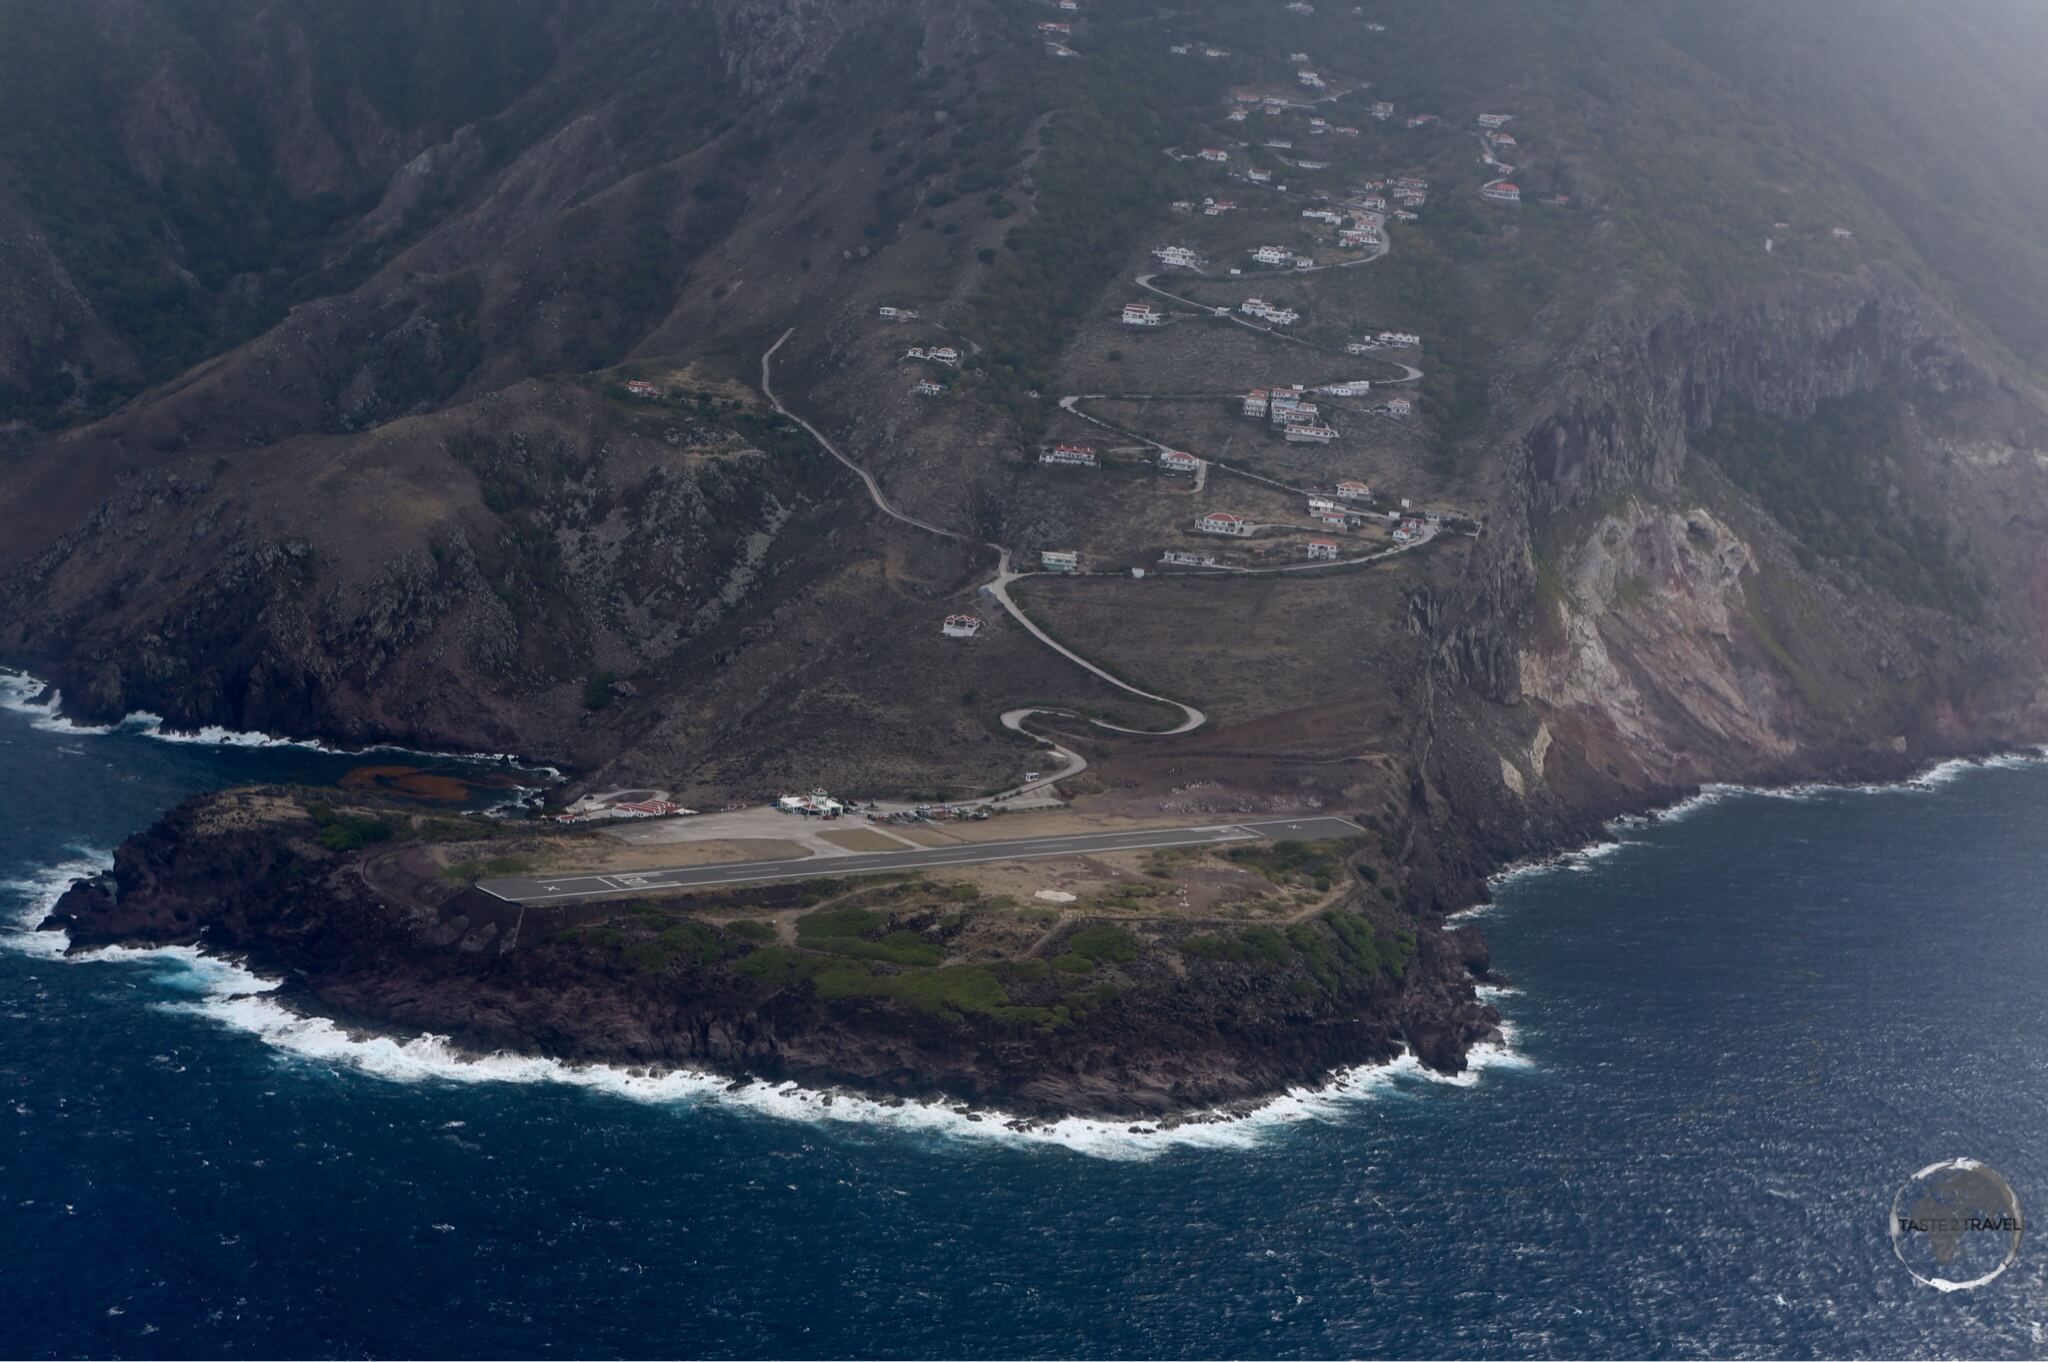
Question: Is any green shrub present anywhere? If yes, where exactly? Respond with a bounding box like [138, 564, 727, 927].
[1062, 924, 1138, 964]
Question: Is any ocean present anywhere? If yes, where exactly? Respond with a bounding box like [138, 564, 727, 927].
[2, 679, 2044, 1359]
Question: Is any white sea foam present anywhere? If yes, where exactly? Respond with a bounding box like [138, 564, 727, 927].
[0, 667, 559, 780]
[1, 851, 115, 955]
[4, 853, 1531, 1159]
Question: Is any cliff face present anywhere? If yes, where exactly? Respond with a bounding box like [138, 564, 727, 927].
[1415, 268, 2048, 862]
[0, 381, 854, 760]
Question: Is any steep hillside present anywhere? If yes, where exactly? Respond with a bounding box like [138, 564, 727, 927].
[2, 0, 2046, 843]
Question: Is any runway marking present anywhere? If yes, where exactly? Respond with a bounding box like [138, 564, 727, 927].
[476, 817, 1363, 903]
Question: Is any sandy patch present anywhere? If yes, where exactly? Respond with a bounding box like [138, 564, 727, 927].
[527, 837, 813, 872]
[818, 828, 916, 853]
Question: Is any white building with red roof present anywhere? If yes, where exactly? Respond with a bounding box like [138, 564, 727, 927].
[1195, 511, 1253, 536]
[1305, 538, 1340, 560]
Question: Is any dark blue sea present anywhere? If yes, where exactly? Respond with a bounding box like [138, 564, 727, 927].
[2, 679, 2045, 1359]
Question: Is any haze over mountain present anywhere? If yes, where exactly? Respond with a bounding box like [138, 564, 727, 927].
[5, 0, 2047, 881]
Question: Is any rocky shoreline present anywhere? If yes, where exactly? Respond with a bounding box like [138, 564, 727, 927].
[31, 721, 2047, 1122]
[38, 786, 1505, 1121]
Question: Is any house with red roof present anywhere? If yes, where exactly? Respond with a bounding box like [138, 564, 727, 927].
[1195, 511, 1253, 536]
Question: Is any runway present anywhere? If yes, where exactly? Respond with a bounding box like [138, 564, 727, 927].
[476, 816, 1365, 903]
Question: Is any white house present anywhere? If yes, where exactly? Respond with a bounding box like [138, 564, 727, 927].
[1336, 479, 1372, 500]
[1170, 42, 1191, 54]
[1285, 422, 1338, 444]
[1270, 395, 1316, 423]
[1161, 549, 1218, 567]
[1481, 182, 1521, 203]
[1203, 46, 1230, 58]
[1198, 147, 1229, 163]
[1122, 301, 1162, 326]
[1241, 389, 1271, 418]
[1322, 380, 1371, 396]
[1041, 549, 1079, 572]
[1372, 101, 1395, 120]
[1196, 511, 1253, 536]
[1377, 330, 1420, 347]
[1158, 449, 1201, 473]
[1339, 228, 1379, 248]
[912, 380, 946, 396]
[1308, 495, 1347, 519]
[623, 380, 660, 398]
[928, 347, 961, 366]
[1298, 70, 1325, 89]
[1305, 538, 1341, 561]
[1153, 244, 1199, 268]
[1405, 113, 1439, 128]
[1041, 443, 1099, 467]
[1227, 108, 1248, 122]
[1831, 226, 1855, 240]
[1303, 208, 1343, 224]
[1285, 1, 1314, 13]
[1245, 167, 1274, 184]
[1252, 245, 1293, 265]
[1289, 50, 1310, 62]
[878, 305, 918, 320]
[1383, 397, 1412, 416]
[1477, 113, 1512, 128]
[942, 615, 983, 638]
[1037, 20, 1071, 34]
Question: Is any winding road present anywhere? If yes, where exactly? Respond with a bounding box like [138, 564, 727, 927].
[755, 134, 1451, 772]
[761, 332, 1206, 739]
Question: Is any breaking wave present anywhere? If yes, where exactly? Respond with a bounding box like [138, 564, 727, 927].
[1477, 748, 2048, 900]
[3, 852, 1531, 1161]
[0, 667, 557, 781]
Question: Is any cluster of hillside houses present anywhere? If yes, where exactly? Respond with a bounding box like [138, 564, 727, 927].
[1240, 386, 1335, 442]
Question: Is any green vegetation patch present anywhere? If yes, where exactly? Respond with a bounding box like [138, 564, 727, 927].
[1223, 839, 1355, 893]
[306, 804, 396, 852]
[1696, 395, 1991, 618]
